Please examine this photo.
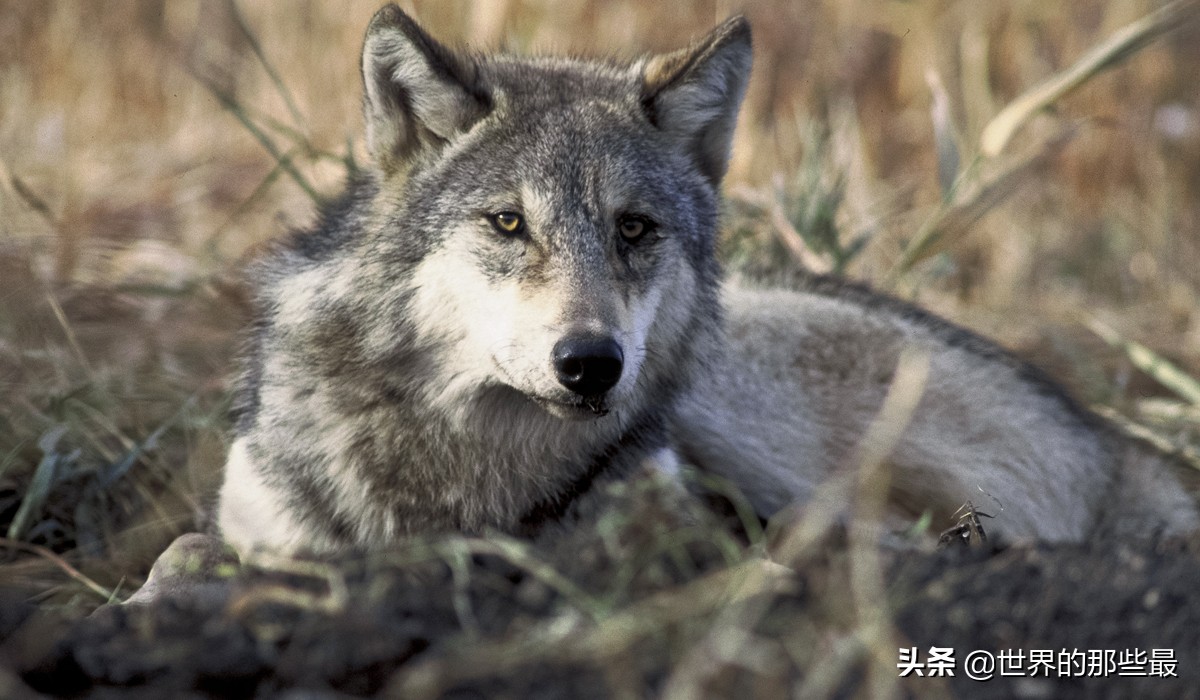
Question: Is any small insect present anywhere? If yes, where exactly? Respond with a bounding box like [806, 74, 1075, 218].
[938, 500, 995, 548]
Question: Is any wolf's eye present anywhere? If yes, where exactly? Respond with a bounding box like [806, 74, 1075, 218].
[489, 211, 525, 236]
[617, 215, 656, 243]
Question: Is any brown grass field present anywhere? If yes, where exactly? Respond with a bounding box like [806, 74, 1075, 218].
[3, 1, 1200, 696]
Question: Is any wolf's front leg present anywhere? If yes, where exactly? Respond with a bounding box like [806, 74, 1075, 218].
[119, 532, 240, 608]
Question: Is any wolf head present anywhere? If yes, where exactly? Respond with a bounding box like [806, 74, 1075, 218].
[353, 5, 751, 421]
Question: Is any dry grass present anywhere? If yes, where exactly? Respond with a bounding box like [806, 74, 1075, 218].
[2, 0, 1200, 620]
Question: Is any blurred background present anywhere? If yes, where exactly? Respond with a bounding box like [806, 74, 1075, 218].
[2, 0, 1199, 606]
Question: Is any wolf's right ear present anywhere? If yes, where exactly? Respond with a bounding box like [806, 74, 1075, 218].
[641, 17, 752, 186]
[361, 5, 491, 174]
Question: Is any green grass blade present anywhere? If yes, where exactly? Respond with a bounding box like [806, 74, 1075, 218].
[7, 425, 68, 541]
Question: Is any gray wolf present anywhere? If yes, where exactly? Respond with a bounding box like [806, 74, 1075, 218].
[213, 4, 1196, 557]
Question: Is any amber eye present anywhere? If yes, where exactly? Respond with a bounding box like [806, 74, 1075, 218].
[618, 214, 655, 242]
[489, 211, 525, 236]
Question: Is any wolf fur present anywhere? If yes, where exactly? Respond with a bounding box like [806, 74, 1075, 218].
[215, 5, 1197, 557]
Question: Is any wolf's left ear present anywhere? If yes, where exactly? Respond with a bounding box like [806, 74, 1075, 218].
[641, 17, 752, 185]
[361, 4, 491, 174]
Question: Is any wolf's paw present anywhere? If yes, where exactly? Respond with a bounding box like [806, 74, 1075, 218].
[119, 533, 240, 608]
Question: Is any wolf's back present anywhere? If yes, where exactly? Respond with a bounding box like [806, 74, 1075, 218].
[674, 279, 1198, 543]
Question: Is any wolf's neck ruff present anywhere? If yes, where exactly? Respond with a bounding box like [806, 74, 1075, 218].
[516, 405, 671, 534]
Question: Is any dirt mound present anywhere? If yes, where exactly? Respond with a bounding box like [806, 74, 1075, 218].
[5, 497, 1198, 699]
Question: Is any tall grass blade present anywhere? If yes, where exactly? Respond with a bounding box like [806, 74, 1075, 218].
[192, 72, 322, 204]
[2, 161, 60, 228]
[1087, 317, 1200, 406]
[926, 67, 960, 198]
[886, 130, 1072, 284]
[981, 0, 1199, 157]
[227, 0, 309, 133]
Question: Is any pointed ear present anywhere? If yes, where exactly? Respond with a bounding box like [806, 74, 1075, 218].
[640, 17, 752, 185]
[361, 4, 491, 174]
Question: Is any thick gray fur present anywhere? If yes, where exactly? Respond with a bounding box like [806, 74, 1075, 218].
[214, 4, 1197, 556]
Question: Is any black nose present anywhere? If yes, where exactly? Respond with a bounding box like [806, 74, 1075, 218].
[552, 335, 624, 396]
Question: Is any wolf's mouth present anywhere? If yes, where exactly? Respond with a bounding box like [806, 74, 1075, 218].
[533, 394, 611, 420]
[582, 395, 610, 416]
[492, 356, 612, 419]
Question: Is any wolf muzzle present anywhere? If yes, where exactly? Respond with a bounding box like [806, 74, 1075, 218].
[552, 334, 624, 397]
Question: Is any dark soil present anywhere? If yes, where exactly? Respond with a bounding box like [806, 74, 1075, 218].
[2, 540, 1200, 696]
[892, 538, 1200, 699]
[4, 507, 1200, 700]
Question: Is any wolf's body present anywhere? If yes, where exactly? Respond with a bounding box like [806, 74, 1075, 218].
[214, 5, 1197, 557]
